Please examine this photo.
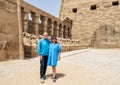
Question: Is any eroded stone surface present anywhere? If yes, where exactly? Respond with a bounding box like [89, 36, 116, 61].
[59, 0, 120, 47]
[0, 0, 19, 61]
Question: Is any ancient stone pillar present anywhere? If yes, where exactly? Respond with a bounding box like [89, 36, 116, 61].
[17, 0, 24, 59]
[69, 28, 72, 39]
[23, 9, 29, 33]
[56, 23, 59, 37]
[61, 25, 64, 38]
[53, 22, 57, 37]
[67, 27, 69, 38]
[66, 27, 69, 38]
[41, 16, 48, 32]
[59, 24, 63, 38]
[63, 26, 65, 38]
[64, 26, 67, 38]
[33, 14, 39, 36]
[51, 21, 54, 36]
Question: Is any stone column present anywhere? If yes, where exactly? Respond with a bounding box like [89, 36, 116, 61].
[51, 21, 54, 36]
[64, 27, 67, 38]
[66, 27, 69, 38]
[67, 27, 69, 38]
[23, 9, 29, 33]
[41, 16, 48, 32]
[63, 26, 65, 38]
[69, 28, 72, 39]
[67, 27, 70, 38]
[33, 14, 39, 36]
[53, 22, 57, 37]
[17, 0, 24, 59]
[59, 24, 62, 38]
[61, 25, 64, 38]
[56, 23, 59, 37]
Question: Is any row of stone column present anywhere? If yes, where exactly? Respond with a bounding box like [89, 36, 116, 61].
[22, 8, 72, 38]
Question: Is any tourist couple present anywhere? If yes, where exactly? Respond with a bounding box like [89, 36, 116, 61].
[37, 32, 61, 83]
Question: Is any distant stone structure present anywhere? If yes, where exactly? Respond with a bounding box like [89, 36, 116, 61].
[59, 0, 120, 47]
[0, 0, 82, 61]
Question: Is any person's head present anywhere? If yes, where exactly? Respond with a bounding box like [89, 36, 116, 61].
[51, 35, 57, 43]
[43, 32, 48, 39]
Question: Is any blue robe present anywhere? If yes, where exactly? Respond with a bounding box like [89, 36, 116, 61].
[47, 43, 61, 66]
[37, 38, 50, 56]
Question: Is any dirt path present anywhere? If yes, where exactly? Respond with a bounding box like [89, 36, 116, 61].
[0, 49, 120, 85]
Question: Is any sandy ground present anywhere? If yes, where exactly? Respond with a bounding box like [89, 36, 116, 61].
[0, 48, 120, 85]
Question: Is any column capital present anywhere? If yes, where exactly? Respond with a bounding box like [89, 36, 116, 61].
[57, 22, 60, 25]
[44, 16, 48, 21]
[35, 14, 40, 18]
[32, 14, 40, 18]
[23, 8, 30, 13]
[40, 15, 48, 20]
[51, 19, 55, 23]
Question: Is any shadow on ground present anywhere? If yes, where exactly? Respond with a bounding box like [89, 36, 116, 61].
[46, 73, 65, 80]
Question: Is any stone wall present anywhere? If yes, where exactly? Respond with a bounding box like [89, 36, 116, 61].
[0, 0, 19, 61]
[91, 24, 120, 48]
[23, 32, 86, 57]
[59, 0, 120, 47]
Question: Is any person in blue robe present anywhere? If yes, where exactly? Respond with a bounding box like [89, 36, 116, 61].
[37, 32, 50, 83]
[47, 35, 61, 81]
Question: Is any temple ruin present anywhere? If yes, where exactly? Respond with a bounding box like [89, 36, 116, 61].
[59, 0, 120, 47]
[0, 0, 82, 61]
[0, 0, 120, 61]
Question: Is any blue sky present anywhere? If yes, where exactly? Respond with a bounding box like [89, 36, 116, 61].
[23, 0, 62, 17]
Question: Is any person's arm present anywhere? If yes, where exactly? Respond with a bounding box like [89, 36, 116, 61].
[58, 52, 61, 61]
[37, 40, 43, 61]
[58, 44, 62, 61]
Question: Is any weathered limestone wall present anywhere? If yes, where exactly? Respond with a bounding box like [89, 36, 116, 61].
[0, 0, 19, 61]
[91, 24, 120, 48]
[59, 0, 120, 47]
